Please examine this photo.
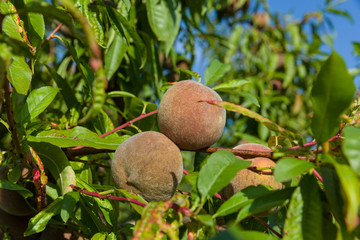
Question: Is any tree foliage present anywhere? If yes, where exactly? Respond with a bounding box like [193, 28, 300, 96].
[0, 0, 360, 239]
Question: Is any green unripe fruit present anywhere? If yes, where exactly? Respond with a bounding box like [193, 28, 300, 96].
[158, 80, 226, 150]
[111, 131, 183, 202]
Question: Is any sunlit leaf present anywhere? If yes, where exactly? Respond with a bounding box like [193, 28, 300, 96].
[24, 198, 63, 236]
[274, 158, 314, 182]
[19, 86, 58, 123]
[311, 52, 355, 144]
[197, 150, 250, 201]
[28, 126, 129, 150]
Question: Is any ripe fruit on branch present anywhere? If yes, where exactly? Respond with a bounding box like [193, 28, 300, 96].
[221, 143, 282, 198]
[111, 131, 183, 202]
[158, 80, 226, 150]
[0, 166, 34, 216]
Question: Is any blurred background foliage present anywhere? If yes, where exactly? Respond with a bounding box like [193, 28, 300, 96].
[0, 0, 359, 238]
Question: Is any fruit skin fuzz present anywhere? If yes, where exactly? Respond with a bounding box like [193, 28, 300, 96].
[111, 131, 183, 202]
[158, 80, 226, 150]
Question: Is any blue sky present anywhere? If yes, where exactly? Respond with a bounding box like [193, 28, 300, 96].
[269, 0, 360, 70]
[191, 0, 360, 87]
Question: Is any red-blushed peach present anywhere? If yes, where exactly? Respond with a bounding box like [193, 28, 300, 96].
[158, 80, 226, 150]
[111, 131, 183, 202]
[221, 143, 283, 216]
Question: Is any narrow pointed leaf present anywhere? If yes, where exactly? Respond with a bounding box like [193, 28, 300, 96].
[146, 0, 181, 55]
[30, 142, 76, 195]
[44, 64, 78, 109]
[283, 187, 303, 240]
[343, 126, 360, 175]
[323, 154, 360, 231]
[205, 59, 232, 86]
[204, 100, 301, 141]
[8, 56, 32, 95]
[311, 52, 355, 144]
[106, 5, 146, 69]
[213, 191, 250, 218]
[197, 150, 250, 200]
[20, 86, 58, 123]
[24, 198, 63, 236]
[274, 158, 314, 182]
[28, 126, 129, 150]
[300, 175, 323, 240]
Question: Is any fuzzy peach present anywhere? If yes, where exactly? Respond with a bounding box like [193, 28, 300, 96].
[158, 80, 226, 150]
[111, 131, 183, 202]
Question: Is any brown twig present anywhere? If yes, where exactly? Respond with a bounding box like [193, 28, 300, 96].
[4, 79, 27, 165]
[40, 24, 63, 48]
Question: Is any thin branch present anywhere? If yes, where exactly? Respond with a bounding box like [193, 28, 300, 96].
[70, 185, 146, 207]
[100, 109, 159, 138]
[312, 169, 323, 183]
[251, 215, 283, 238]
[72, 110, 159, 150]
[4, 79, 28, 165]
[40, 24, 63, 48]
[70, 185, 192, 216]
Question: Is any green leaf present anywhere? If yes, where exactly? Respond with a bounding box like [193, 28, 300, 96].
[311, 51, 356, 144]
[146, 0, 181, 55]
[107, 91, 136, 98]
[205, 59, 232, 86]
[353, 42, 360, 56]
[76, 178, 116, 227]
[29, 142, 76, 195]
[323, 154, 360, 231]
[44, 64, 78, 109]
[212, 79, 249, 91]
[2, 15, 23, 41]
[237, 187, 294, 221]
[343, 126, 360, 175]
[213, 191, 250, 218]
[27, 11, 45, 48]
[206, 100, 301, 141]
[61, 191, 80, 223]
[197, 150, 250, 201]
[116, 188, 147, 215]
[24, 198, 63, 236]
[274, 158, 314, 182]
[283, 187, 303, 240]
[28, 126, 129, 150]
[284, 53, 296, 87]
[20, 86, 58, 124]
[210, 227, 278, 240]
[16, 2, 80, 40]
[106, 5, 147, 69]
[0, 179, 33, 198]
[91, 233, 107, 240]
[106, 233, 116, 240]
[8, 56, 32, 95]
[300, 175, 323, 240]
[105, 34, 128, 80]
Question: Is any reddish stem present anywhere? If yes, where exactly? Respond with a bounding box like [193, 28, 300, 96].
[290, 135, 343, 150]
[72, 110, 159, 150]
[251, 215, 283, 238]
[40, 24, 63, 48]
[100, 109, 159, 138]
[312, 169, 323, 183]
[70, 185, 147, 207]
